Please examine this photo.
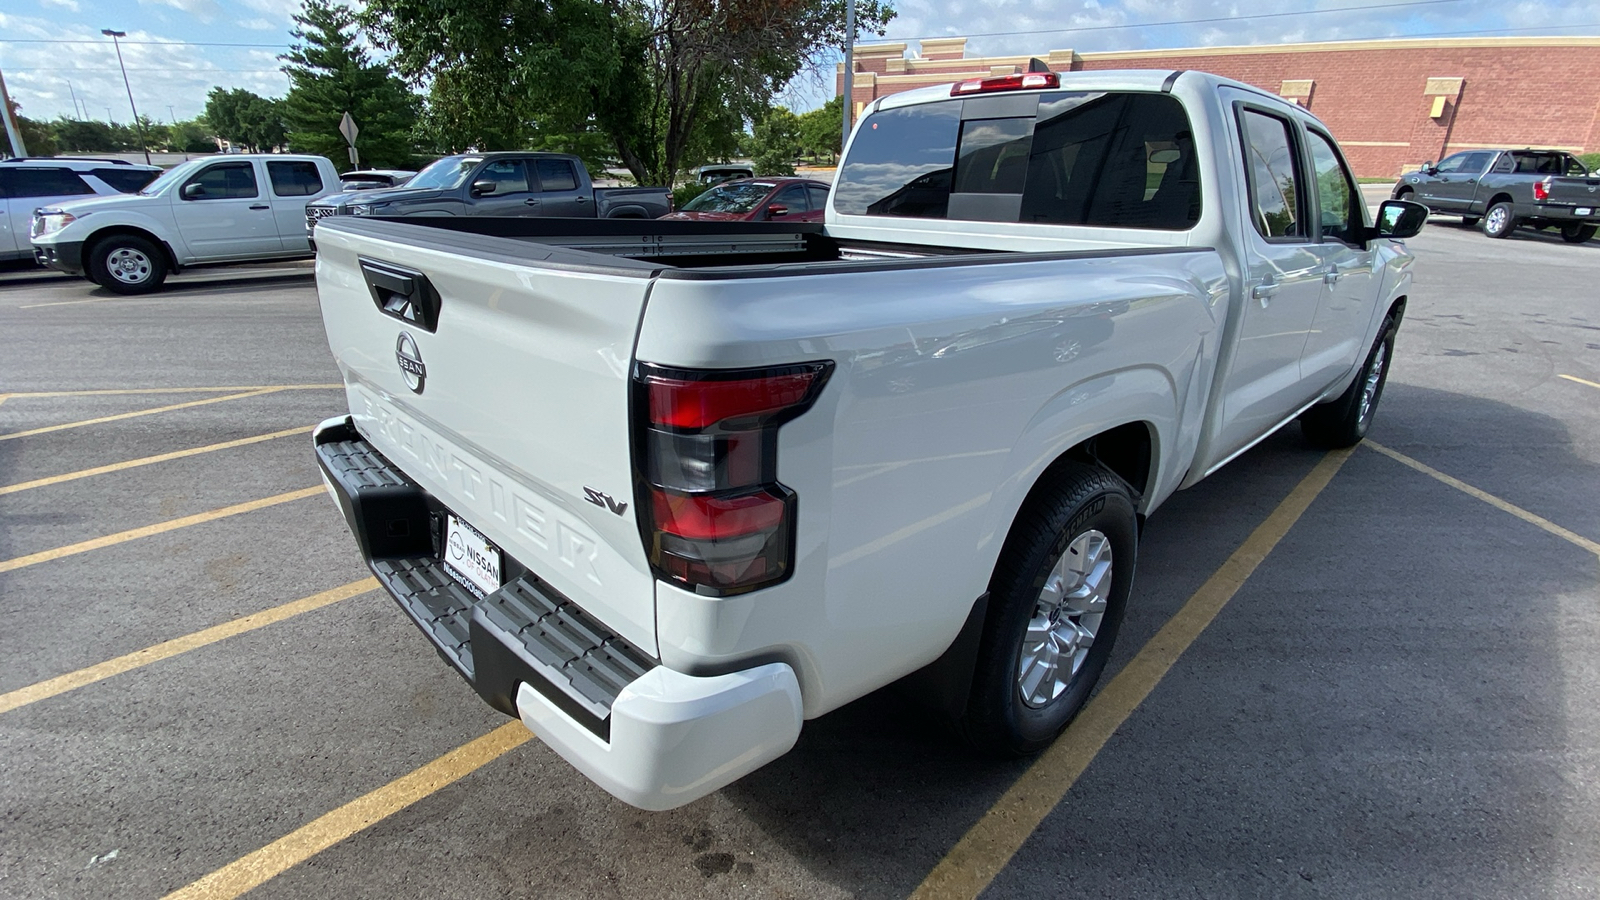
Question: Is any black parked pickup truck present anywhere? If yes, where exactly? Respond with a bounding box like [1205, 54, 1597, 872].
[1392, 148, 1600, 243]
[306, 151, 671, 241]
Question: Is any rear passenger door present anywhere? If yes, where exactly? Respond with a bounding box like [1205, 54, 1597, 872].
[265, 160, 328, 251]
[1213, 97, 1326, 459]
[530, 158, 588, 217]
[0, 166, 97, 258]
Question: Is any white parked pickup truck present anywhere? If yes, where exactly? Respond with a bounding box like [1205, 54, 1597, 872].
[30, 154, 340, 294]
[310, 70, 1427, 810]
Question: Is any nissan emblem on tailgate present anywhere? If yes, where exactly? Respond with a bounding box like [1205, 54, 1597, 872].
[396, 332, 426, 393]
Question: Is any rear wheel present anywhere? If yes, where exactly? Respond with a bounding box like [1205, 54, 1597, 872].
[1301, 315, 1397, 448]
[959, 461, 1138, 755]
[1481, 202, 1517, 239]
[87, 235, 168, 294]
[1561, 223, 1597, 244]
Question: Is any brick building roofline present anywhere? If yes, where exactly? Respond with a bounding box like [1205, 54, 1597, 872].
[852, 34, 1600, 67]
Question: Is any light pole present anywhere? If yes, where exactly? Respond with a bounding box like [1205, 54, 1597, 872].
[101, 29, 151, 165]
[841, 0, 855, 151]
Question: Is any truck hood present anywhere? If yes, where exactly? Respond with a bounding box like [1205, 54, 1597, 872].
[46, 193, 163, 216]
[324, 187, 447, 209]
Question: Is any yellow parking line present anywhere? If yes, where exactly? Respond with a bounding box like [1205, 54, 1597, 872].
[0, 426, 313, 496]
[1559, 373, 1600, 391]
[0, 579, 376, 716]
[18, 296, 124, 309]
[0, 385, 341, 399]
[162, 722, 532, 900]
[1365, 440, 1600, 557]
[0, 388, 283, 442]
[911, 448, 1353, 900]
[0, 486, 323, 575]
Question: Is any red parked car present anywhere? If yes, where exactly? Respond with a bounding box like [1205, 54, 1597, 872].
[660, 177, 831, 222]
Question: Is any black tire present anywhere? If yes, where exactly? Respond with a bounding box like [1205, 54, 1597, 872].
[1461, 216, 1480, 228]
[1561, 223, 1597, 244]
[1481, 201, 1517, 239]
[1301, 315, 1397, 448]
[959, 461, 1138, 756]
[86, 234, 168, 294]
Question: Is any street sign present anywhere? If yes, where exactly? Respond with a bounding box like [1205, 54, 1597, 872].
[338, 111, 359, 145]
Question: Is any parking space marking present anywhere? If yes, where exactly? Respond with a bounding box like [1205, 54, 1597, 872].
[0, 389, 285, 442]
[1559, 373, 1600, 391]
[1365, 440, 1600, 557]
[0, 579, 376, 716]
[0, 385, 341, 400]
[162, 722, 532, 900]
[18, 296, 125, 309]
[910, 448, 1352, 900]
[0, 426, 313, 496]
[0, 486, 323, 574]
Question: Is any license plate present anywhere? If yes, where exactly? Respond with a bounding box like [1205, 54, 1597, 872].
[1577, 207, 1593, 216]
[443, 514, 503, 599]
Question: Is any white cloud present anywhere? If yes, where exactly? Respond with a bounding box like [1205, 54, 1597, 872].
[39, 0, 81, 12]
[238, 17, 278, 30]
[0, 16, 289, 123]
[136, 0, 221, 24]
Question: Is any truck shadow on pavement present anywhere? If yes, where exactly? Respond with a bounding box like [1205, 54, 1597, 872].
[705, 382, 1598, 899]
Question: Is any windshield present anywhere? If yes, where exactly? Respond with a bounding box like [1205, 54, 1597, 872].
[138, 158, 207, 196]
[682, 181, 775, 213]
[405, 156, 482, 191]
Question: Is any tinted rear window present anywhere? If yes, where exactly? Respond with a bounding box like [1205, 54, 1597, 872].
[268, 160, 325, 196]
[835, 91, 1200, 231]
[93, 167, 160, 193]
[2, 167, 96, 199]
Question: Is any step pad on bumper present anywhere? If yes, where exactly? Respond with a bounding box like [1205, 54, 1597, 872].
[317, 418, 655, 741]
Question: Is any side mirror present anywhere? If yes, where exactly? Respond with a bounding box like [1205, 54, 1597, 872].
[1420, 162, 1437, 175]
[181, 183, 206, 200]
[765, 204, 789, 219]
[1374, 199, 1428, 240]
[471, 180, 497, 197]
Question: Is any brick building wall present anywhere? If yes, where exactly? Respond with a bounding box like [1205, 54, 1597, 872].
[837, 37, 1600, 177]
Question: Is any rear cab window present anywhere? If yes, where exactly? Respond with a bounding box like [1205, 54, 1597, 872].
[267, 161, 325, 197]
[834, 90, 1201, 230]
[1238, 107, 1305, 241]
[534, 159, 578, 192]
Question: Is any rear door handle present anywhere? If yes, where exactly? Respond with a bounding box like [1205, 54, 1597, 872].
[1324, 271, 1342, 284]
[249, 204, 270, 210]
[523, 198, 539, 206]
[574, 196, 588, 203]
[1250, 282, 1279, 305]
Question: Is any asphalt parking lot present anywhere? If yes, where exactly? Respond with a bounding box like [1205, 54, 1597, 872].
[2, 215, 1598, 899]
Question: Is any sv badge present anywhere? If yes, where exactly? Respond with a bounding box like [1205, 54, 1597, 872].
[583, 487, 629, 516]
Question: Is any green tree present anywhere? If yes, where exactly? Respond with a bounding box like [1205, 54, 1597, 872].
[6, 100, 58, 156]
[204, 87, 286, 152]
[168, 118, 218, 153]
[51, 118, 121, 152]
[280, 0, 419, 171]
[795, 95, 843, 162]
[750, 105, 801, 176]
[363, 0, 894, 186]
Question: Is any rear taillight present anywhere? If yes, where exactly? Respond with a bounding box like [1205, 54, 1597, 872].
[951, 72, 1059, 96]
[1534, 179, 1550, 201]
[634, 361, 833, 595]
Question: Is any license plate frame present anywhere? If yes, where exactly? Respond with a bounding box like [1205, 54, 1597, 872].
[443, 513, 503, 599]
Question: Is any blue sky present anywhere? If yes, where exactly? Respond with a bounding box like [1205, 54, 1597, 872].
[3, 0, 1597, 124]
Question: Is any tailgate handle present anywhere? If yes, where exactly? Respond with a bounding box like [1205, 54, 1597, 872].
[360, 258, 440, 332]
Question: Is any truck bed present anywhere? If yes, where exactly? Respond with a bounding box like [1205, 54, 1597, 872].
[324, 215, 1192, 276]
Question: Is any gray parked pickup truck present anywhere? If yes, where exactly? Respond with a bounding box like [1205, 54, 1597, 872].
[305, 151, 671, 241]
[1393, 148, 1600, 242]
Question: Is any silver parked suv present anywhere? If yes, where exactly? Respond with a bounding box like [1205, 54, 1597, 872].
[0, 157, 162, 263]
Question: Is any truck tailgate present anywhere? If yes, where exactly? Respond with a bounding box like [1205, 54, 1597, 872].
[313, 218, 660, 654]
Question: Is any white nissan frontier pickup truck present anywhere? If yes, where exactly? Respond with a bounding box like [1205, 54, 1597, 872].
[310, 69, 1426, 810]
